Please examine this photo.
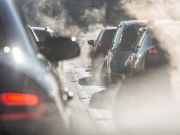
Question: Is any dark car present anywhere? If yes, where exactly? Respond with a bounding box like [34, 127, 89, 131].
[125, 27, 169, 76]
[0, 0, 80, 135]
[101, 20, 146, 83]
[88, 27, 117, 72]
[28, 26, 60, 68]
[112, 24, 178, 135]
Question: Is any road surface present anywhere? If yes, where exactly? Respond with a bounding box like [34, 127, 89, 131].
[60, 58, 118, 135]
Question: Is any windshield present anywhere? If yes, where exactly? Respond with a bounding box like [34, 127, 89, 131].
[118, 25, 145, 51]
[34, 30, 52, 42]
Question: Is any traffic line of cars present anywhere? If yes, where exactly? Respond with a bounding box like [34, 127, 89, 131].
[0, 0, 80, 135]
[88, 20, 169, 84]
[88, 20, 180, 134]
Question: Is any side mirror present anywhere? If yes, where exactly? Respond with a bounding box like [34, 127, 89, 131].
[37, 37, 80, 62]
[88, 40, 95, 46]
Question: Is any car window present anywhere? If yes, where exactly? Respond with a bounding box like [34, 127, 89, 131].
[135, 30, 147, 49]
[34, 30, 52, 42]
[100, 29, 116, 41]
[140, 33, 151, 50]
[96, 30, 103, 42]
[113, 25, 123, 48]
[117, 25, 145, 51]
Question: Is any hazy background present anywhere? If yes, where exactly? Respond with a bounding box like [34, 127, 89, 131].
[15, 0, 130, 36]
[15, 0, 180, 134]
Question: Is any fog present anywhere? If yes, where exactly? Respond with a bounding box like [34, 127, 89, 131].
[15, 0, 180, 134]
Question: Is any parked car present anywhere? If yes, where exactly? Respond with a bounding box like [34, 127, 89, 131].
[0, 0, 80, 134]
[125, 27, 169, 76]
[101, 20, 146, 83]
[88, 27, 117, 73]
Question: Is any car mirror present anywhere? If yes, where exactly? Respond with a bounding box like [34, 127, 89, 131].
[37, 37, 80, 62]
[88, 40, 95, 46]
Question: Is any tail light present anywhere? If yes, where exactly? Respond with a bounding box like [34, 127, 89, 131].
[148, 49, 158, 54]
[0, 93, 43, 121]
[0, 93, 39, 106]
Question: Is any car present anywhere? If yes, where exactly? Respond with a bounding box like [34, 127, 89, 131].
[0, 0, 80, 134]
[88, 27, 117, 73]
[101, 20, 146, 83]
[27, 26, 73, 102]
[112, 21, 180, 135]
[28, 26, 60, 67]
[125, 27, 170, 76]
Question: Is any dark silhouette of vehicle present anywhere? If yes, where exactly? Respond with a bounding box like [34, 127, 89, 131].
[111, 21, 180, 135]
[111, 23, 180, 135]
[101, 20, 146, 83]
[88, 27, 117, 73]
[28, 26, 60, 68]
[0, 0, 80, 134]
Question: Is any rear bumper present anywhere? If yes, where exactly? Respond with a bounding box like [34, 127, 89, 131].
[0, 119, 43, 135]
[0, 112, 68, 135]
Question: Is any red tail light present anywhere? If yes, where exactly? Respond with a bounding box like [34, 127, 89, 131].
[0, 93, 43, 121]
[0, 107, 43, 121]
[148, 49, 158, 54]
[0, 93, 39, 106]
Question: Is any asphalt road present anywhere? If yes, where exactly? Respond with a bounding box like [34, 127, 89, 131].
[60, 59, 118, 135]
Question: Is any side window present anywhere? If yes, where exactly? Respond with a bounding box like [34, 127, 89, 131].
[136, 32, 151, 52]
[95, 30, 103, 47]
[112, 25, 123, 49]
[142, 33, 153, 49]
[34, 30, 50, 42]
[135, 30, 147, 49]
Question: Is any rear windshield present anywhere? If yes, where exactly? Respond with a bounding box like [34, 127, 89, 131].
[34, 30, 52, 42]
[100, 29, 116, 41]
[118, 25, 145, 51]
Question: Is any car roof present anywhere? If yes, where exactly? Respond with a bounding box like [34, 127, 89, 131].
[30, 26, 54, 33]
[118, 20, 147, 27]
[103, 26, 117, 30]
[120, 20, 180, 28]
